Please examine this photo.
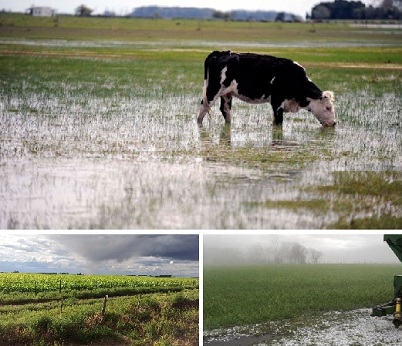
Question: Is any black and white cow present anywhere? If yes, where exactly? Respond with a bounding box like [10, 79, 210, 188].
[197, 51, 336, 127]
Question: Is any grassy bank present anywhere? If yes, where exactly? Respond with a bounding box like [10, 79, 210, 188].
[0, 291, 199, 345]
[204, 264, 400, 330]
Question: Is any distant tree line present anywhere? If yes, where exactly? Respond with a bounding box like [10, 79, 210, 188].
[131, 6, 302, 22]
[71, 1, 401, 20]
[204, 240, 324, 266]
[311, 0, 402, 20]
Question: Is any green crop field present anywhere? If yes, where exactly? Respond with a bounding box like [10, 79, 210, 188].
[203, 264, 400, 331]
[0, 272, 199, 345]
[0, 272, 197, 298]
[0, 17, 402, 228]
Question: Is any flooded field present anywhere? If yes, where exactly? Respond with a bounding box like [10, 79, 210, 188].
[1, 33, 402, 229]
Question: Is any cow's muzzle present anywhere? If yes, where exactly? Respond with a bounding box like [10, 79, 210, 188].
[322, 121, 336, 127]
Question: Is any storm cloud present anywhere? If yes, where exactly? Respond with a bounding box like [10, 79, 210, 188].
[47, 234, 199, 262]
[0, 234, 199, 276]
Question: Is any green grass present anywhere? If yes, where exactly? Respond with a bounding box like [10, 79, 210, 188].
[0, 273, 199, 345]
[1, 13, 402, 44]
[0, 290, 199, 345]
[204, 264, 401, 330]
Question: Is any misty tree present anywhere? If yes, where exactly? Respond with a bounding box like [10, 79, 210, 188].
[273, 242, 292, 264]
[309, 248, 324, 264]
[204, 239, 325, 266]
[289, 243, 308, 264]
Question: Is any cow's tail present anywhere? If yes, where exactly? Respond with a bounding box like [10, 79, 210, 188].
[203, 51, 221, 80]
[201, 53, 217, 110]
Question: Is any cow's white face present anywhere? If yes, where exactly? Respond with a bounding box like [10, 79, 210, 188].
[307, 91, 336, 127]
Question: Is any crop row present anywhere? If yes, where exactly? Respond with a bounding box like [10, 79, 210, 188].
[0, 273, 198, 294]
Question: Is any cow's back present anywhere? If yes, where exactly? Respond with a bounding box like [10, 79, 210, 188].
[204, 51, 303, 82]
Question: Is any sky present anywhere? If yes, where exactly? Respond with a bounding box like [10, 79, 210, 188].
[0, 0, 374, 17]
[204, 234, 402, 264]
[0, 234, 199, 277]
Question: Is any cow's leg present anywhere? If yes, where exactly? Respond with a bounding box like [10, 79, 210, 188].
[197, 78, 222, 125]
[271, 98, 284, 126]
[220, 94, 233, 124]
[273, 107, 284, 126]
[198, 99, 210, 125]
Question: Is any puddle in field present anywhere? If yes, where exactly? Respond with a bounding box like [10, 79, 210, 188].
[0, 90, 401, 229]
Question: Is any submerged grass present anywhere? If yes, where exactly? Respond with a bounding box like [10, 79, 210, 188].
[255, 171, 402, 229]
[322, 171, 402, 229]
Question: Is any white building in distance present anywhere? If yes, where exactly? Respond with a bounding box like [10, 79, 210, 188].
[27, 7, 54, 16]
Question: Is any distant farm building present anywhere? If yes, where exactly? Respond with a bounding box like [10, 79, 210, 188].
[27, 7, 54, 17]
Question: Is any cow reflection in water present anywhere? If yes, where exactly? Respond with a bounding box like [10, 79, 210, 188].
[198, 124, 298, 152]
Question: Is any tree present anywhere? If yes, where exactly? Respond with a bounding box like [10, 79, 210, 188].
[212, 10, 231, 20]
[311, 0, 401, 19]
[75, 4, 93, 17]
[309, 248, 324, 264]
[275, 12, 286, 22]
[379, 0, 402, 18]
[289, 243, 308, 264]
[312, 4, 331, 19]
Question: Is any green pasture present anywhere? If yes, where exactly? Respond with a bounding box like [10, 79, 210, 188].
[1, 15, 402, 228]
[1, 13, 402, 45]
[203, 264, 401, 330]
[0, 273, 199, 345]
[0, 290, 199, 345]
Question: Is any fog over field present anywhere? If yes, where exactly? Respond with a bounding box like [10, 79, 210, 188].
[204, 234, 401, 265]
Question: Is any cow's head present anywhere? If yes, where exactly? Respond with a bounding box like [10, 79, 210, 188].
[307, 91, 336, 127]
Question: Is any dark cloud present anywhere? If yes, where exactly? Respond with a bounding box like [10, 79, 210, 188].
[47, 235, 199, 262]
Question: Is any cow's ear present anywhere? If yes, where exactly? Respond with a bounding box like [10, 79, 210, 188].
[323, 90, 334, 101]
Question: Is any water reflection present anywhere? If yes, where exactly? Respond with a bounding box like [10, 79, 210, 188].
[198, 123, 304, 151]
[198, 124, 232, 148]
[1, 90, 400, 229]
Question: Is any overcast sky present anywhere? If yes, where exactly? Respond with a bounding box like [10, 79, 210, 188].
[1, 0, 374, 17]
[0, 234, 199, 277]
[204, 234, 402, 264]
